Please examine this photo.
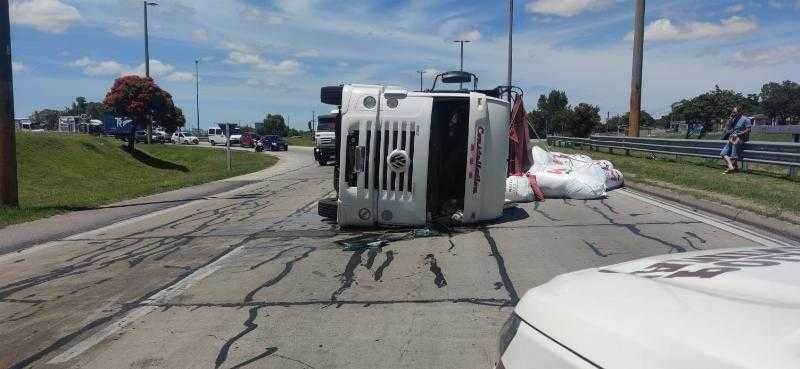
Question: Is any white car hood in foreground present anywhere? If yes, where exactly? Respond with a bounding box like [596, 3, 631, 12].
[515, 246, 800, 369]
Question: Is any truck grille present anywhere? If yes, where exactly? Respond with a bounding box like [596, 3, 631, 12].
[364, 120, 415, 196]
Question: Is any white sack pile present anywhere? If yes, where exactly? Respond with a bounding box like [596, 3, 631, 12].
[525, 146, 624, 200]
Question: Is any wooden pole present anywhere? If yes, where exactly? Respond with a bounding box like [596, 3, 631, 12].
[0, 0, 18, 207]
[628, 0, 645, 137]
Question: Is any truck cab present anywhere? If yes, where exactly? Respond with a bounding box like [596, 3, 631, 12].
[314, 112, 338, 165]
[319, 71, 512, 227]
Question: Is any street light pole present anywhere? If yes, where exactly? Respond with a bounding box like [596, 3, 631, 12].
[143, 1, 157, 143]
[453, 40, 471, 89]
[628, 0, 645, 137]
[507, 0, 514, 109]
[416, 69, 425, 91]
[195, 59, 200, 133]
[0, 0, 18, 207]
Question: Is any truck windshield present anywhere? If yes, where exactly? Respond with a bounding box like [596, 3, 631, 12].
[317, 120, 335, 132]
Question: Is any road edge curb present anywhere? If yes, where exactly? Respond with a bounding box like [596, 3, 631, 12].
[624, 181, 800, 242]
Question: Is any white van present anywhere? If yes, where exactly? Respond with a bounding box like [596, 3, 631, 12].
[207, 127, 226, 146]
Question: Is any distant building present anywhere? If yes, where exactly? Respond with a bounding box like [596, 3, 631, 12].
[14, 118, 32, 131]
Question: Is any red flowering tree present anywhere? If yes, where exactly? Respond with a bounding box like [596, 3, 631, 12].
[103, 76, 185, 151]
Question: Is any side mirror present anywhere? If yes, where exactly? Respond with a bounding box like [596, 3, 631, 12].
[441, 71, 472, 84]
[321, 86, 343, 105]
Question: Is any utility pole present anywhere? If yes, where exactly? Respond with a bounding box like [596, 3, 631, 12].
[453, 40, 471, 89]
[143, 1, 158, 144]
[416, 69, 425, 91]
[0, 0, 18, 207]
[195, 59, 200, 133]
[507, 0, 514, 111]
[628, 0, 645, 137]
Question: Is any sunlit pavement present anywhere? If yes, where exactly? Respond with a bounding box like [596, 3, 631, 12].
[1, 148, 795, 369]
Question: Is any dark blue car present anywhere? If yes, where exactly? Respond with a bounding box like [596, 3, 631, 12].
[262, 135, 288, 151]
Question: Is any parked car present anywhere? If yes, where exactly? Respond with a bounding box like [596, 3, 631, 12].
[135, 130, 165, 143]
[495, 245, 800, 369]
[171, 132, 199, 145]
[262, 135, 288, 151]
[240, 132, 261, 148]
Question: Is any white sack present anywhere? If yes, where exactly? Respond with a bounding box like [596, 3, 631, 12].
[527, 147, 620, 199]
[505, 176, 536, 203]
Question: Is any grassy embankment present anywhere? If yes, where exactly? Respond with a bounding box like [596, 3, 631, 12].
[0, 132, 277, 227]
[647, 131, 796, 142]
[287, 135, 314, 147]
[535, 141, 800, 219]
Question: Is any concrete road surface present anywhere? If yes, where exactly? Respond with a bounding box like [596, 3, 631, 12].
[0, 147, 795, 369]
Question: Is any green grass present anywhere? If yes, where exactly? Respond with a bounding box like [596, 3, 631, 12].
[287, 135, 314, 147]
[536, 141, 800, 217]
[647, 131, 796, 142]
[0, 132, 277, 227]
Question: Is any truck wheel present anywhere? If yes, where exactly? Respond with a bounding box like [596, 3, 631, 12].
[318, 197, 338, 219]
[318, 159, 326, 166]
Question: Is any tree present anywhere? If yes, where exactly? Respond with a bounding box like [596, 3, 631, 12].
[29, 109, 60, 130]
[760, 81, 800, 124]
[260, 114, 288, 136]
[103, 76, 183, 152]
[672, 86, 762, 130]
[527, 90, 573, 137]
[571, 103, 601, 137]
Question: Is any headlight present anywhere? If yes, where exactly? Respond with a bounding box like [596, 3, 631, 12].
[496, 313, 521, 368]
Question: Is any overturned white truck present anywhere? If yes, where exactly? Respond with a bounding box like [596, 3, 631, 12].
[318, 72, 517, 227]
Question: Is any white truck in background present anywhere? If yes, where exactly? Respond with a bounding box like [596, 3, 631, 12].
[314, 111, 337, 166]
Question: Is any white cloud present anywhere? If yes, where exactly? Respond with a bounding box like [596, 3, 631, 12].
[111, 19, 139, 38]
[459, 30, 481, 42]
[526, 0, 615, 17]
[725, 4, 745, 13]
[68, 57, 194, 82]
[631, 16, 758, 42]
[69, 57, 129, 76]
[12, 61, 26, 73]
[11, 0, 81, 33]
[125, 59, 195, 83]
[295, 49, 320, 58]
[165, 71, 195, 82]
[218, 40, 254, 53]
[241, 8, 285, 25]
[224, 51, 301, 75]
[192, 29, 209, 43]
[732, 46, 800, 66]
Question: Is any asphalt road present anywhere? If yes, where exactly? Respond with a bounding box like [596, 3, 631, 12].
[0, 147, 795, 369]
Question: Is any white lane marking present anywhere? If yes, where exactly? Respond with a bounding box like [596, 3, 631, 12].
[617, 188, 791, 247]
[47, 244, 247, 364]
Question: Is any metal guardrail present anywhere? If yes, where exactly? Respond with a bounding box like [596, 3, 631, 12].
[751, 125, 800, 142]
[547, 135, 800, 177]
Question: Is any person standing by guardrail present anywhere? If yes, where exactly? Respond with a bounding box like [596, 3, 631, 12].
[720, 106, 753, 174]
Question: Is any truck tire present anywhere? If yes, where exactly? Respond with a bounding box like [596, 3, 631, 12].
[318, 197, 338, 219]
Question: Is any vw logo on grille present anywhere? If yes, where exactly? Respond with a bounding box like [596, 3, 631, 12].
[387, 149, 410, 173]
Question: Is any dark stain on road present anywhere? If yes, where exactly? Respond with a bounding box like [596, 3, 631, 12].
[600, 199, 618, 214]
[13, 259, 24, 263]
[424, 254, 447, 288]
[683, 231, 707, 250]
[373, 251, 394, 281]
[481, 228, 519, 304]
[582, 240, 611, 257]
[532, 202, 562, 222]
[245, 246, 315, 303]
[589, 205, 687, 253]
[330, 249, 366, 305]
[214, 307, 276, 369]
[363, 248, 379, 269]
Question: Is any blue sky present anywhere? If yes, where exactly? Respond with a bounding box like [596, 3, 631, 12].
[10, 0, 800, 129]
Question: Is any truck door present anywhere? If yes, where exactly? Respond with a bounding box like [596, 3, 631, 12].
[375, 93, 432, 226]
[336, 85, 383, 226]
